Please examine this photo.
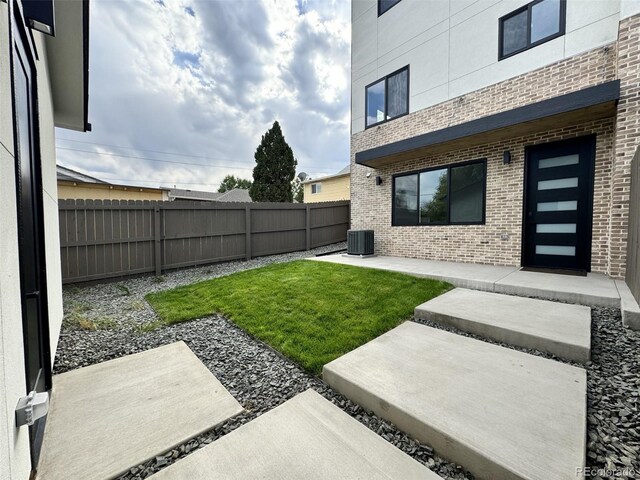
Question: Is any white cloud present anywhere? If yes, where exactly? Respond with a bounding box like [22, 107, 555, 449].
[56, 0, 350, 190]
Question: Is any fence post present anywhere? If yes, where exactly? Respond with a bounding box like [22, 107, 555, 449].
[154, 204, 162, 275]
[245, 205, 252, 260]
[306, 205, 311, 251]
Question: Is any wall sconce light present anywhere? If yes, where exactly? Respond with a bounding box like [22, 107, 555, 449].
[503, 151, 512, 165]
[375, 176, 383, 186]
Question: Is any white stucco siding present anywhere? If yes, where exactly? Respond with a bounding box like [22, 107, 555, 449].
[0, 8, 64, 480]
[0, 3, 32, 479]
[351, 0, 624, 133]
[36, 33, 64, 363]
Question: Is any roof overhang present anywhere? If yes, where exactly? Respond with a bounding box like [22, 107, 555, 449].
[302, 172, 350, 184]
[45, 0, 90, 132]
[356, 80, 620, 169]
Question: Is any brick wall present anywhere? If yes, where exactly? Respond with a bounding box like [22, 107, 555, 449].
[611, 15, 640, 279]
[350, 33, 633, 276]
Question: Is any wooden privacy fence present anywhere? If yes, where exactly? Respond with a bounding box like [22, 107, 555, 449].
[59, 199, 350, 284]
[627, 146, 640, 304]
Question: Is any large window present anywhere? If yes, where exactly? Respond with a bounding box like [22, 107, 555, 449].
[499, 0, 565, 60]
[366, 66, 409, 128]
[393, 160, 486, 226]
[378, 0, 401, 16]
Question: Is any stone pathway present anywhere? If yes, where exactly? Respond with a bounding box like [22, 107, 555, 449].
[150, 390, 442, 480]
[38, 342, 242, 480]
[324, 321, 587, 480]
[415, 288, 591, 363]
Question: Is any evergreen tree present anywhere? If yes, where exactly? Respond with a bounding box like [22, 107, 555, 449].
[249, 121, 297, 202]
[218, 175, 252, 193]
[292, 177, 304, 203]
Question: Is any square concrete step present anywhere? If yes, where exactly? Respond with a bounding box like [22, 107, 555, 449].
[414, 288, 591, 363]
[323, 322, 587, 480]
[150, 389, 441, 479]
[37, 342, 243, 480]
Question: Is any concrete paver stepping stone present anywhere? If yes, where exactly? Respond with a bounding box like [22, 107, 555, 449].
[415, 288, 591, 363]
[150, 389, 441, 480]
[323, 322, 587, 480]
[37, 342, 243, 480]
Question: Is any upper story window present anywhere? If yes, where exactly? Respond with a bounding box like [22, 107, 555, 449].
[499, 0, 566, 60]
[393, 160, 486, 226]
[366, 66, 409, 128]
[378, 0, 401, 16]
[311, 183, 321, 194]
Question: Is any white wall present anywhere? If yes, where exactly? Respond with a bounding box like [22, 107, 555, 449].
[0, 4, 65, 479]
[0, 2, 32, 478]
[352, 0, 624, 133]
[35, 33, 64, 360]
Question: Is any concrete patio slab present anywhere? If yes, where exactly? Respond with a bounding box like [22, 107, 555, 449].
[311, 255, 518, 291]
[37, 342, 243, 480]
[323, 322, 587, 480]
[150, 389, 440, 480]
[616, 280, 640, 330]
[494, 270, 620, 307]
[415, 288, 591, 363]
[310, 254, 621, 307]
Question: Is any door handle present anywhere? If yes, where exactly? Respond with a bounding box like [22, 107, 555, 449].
[26, 291, 40, 299]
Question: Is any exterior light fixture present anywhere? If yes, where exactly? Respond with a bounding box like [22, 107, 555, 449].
[503, 151, 512, 165]
[376, 176, 383, 186]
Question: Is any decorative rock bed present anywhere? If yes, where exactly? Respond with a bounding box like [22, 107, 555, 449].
[56, 244, 639, 480]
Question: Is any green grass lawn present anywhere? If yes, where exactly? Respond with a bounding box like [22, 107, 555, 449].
[146, 260, 451, 374]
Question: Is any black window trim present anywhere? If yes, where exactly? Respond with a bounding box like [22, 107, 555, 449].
[365, 65, 410, 129]
[498, 0, 566, 61]
[391, 158, 487, 227]
[378, 0, 402, 17]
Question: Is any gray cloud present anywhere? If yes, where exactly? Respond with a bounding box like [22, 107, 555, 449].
[56, 0, 350, 191]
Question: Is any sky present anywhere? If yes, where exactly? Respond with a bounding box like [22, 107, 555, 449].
[55, 0, 351, 192]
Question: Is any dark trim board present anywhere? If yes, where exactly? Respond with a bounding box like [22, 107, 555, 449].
[355, 81, 620, 168]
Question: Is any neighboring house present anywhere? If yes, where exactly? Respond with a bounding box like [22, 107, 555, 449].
[169, 188, 252, 202]
[351, 0, 640, 278]
[1, 1, 90, 478]
[57, 165, 170, 201]
[303, 166, 350, 203]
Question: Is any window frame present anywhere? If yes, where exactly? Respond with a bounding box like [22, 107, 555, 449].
[311, 183, 321, 194]
[498, 0, 566, 61]
[391, 159, 487, 227]
[365, 65, 410, 129]
[378, 0, 402, 16]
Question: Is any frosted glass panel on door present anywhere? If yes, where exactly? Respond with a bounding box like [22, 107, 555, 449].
[537, 200, 577, 212]
[536, 245, 576, 256]
[538, 177, 578, 190]
[536, 223, 577, 233]
[538, 154, 579, 169]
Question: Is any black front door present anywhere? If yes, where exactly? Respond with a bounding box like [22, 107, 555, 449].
[523, 135, 596, 271]
[12, 4, 51, 467]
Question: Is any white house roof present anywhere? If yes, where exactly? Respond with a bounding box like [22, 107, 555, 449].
[168, 188, 252, 202]
[302, 165, 350, 184]
[216, 188, 252, 202]
[57, 165, 107, 184]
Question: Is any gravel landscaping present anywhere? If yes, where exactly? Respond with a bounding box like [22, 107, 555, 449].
[56, 244, 473, 480]
[56, 246, 640, 480]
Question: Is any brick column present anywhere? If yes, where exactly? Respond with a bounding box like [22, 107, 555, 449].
[610, 14, 640, 278]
